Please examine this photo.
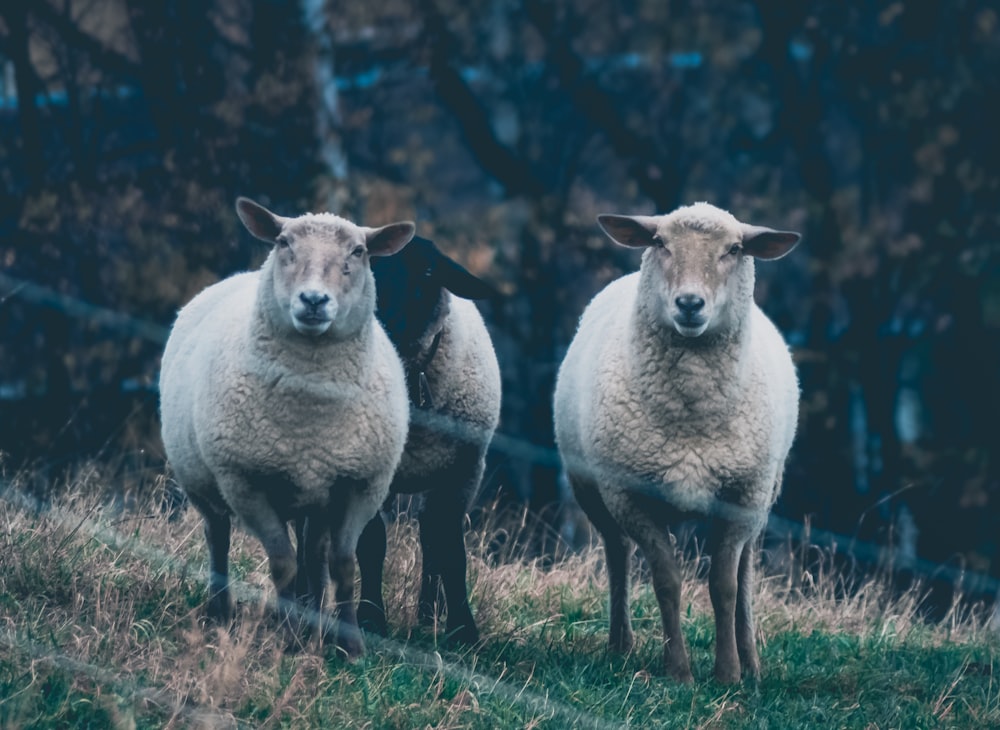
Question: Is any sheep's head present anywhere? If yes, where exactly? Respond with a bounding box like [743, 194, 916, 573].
[598, 202, 800, 338]
[372, 236, 496, 359]
[236, 197, 415, 338]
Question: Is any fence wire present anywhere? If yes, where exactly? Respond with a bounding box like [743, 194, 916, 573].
[1, 270, 999, 602]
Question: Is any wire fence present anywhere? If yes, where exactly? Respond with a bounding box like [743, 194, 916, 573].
[1, 267, 999, 722]
[0, 482, 624, 730]
[1, 270, 999, 604]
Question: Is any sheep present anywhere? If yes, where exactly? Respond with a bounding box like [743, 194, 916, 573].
[159, 196, 415, 657]
[352, 235, 501, 644]
[553, 202, 800, 683]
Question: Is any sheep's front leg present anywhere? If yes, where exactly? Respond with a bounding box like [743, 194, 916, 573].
[735, 540, 760, 678]
[709, 533, 743, 683]
[619, 497, 691, 682]
[229, 490, 298, 627]
[326, 480, 375, 659]
[356, 510, 388, 635]
[188, 493, 232, 624]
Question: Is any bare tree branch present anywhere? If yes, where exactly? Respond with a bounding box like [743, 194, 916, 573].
[525, 0, 685, 211]
[419, 0, 547, 199]
[27, 0, 142, 83]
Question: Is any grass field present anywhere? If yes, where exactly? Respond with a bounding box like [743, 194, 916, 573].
[1, 471, 998, 729]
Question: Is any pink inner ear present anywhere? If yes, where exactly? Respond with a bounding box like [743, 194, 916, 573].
[744, 229, 800, 260]
[237, 198, 283, 242]
[598, 215, 659, 248]
[367, 222, 416, 257]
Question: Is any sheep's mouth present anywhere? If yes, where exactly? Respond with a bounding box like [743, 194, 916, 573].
[292, 313, 333, 335]
[673, 317, 709, 338]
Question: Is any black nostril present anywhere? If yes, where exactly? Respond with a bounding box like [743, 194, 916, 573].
[299, 291, 330, 307]
[675, 294, 705, 314]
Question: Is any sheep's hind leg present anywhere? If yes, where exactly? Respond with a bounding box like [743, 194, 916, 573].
[709, 529, 743, 684]
[356, 510, 388, 635]
[570, 474, 634, 653]
[299, 514, 332, 645]
[418, 465, 481, 644]
[735, 539, 760, 678]
[188, 493, 232, 624]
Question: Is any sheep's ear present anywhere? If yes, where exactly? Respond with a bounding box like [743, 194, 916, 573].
[437, 253, 497, 300]
[597, 214, 661, 248]
[364, 222, 416, 257]
[236, 197, 287, 243]
[741, 224, 801, 260]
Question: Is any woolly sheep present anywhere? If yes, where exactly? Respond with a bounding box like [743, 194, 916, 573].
[553, 202, 801, 683]
[353, 236, 501, 643]
[159, 197, 415, 657]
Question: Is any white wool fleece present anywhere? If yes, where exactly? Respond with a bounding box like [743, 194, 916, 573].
[160, 252, 408, 526]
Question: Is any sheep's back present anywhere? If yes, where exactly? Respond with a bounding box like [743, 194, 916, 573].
[396, 295, 500, 480]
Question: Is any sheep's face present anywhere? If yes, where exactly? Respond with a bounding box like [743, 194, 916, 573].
[372, 236, 495, 359]
[598, 203, 800, 338]
[236, 198, 415, 338]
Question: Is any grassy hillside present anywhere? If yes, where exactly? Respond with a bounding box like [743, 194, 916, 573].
[1, 475, 998, 729]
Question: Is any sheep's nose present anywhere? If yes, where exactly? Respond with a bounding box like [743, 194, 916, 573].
[299, 290, 330, 308]
[675, 294, 705, 314]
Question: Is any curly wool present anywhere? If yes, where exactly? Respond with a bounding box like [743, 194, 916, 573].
[160, 250, 408, 532]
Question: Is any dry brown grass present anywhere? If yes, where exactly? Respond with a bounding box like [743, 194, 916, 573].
[1, 469, 997, 728]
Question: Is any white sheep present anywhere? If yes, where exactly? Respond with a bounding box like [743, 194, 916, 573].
[352, 236, 501, 644]
[159, 197, 415, 657]
[553, 202, 800, 683]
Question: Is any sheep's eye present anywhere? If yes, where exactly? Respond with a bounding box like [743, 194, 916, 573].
[727, 244, 742, 257]
[276, 236, 291, 249]
[652, 234, 664, 248]
[351, 246, 365, 258]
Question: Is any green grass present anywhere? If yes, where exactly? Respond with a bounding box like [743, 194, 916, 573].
[1, 477, 998, 729]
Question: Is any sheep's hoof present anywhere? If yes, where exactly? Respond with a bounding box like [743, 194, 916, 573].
[336, 633, 366, 661]
[357, 602, 388, 635]
[205, 594, 233, 625]
[609, 628, 634, 654]
[665, 657, 694, 684]
[330, 620, 366, 660]
[713, 663, 741, 684]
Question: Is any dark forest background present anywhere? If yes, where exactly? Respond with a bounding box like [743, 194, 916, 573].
[2, 0, 999, 609]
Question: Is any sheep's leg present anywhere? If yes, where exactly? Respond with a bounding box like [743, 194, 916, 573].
[188, 493, 232, 624]
[300, 514, 331, 642]
[709, 533, 743, 684]
[356, 510, 388, 635]
[419, 479, 478, 644]
[228, 490, 298, 627]
[615, 495, 691, 681]
[293, 518, 310, 604]
[641, 532, 692, 683]
[570, 473, 634, 653]
[604, 531, 634, 653]
[326, 481, 371, 659]
[735, 540, 760, 678]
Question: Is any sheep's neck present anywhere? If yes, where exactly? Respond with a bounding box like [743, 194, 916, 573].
[630, 298, 751, 420]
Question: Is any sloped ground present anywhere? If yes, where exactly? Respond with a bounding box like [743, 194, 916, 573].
[1, 469, 997, 729]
